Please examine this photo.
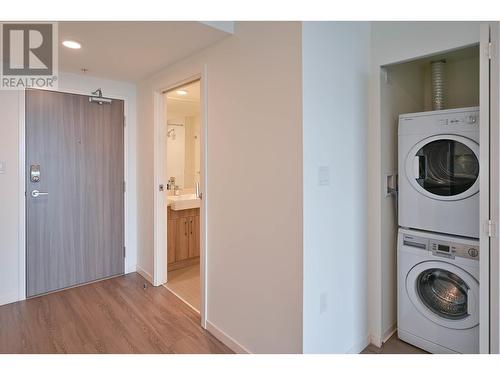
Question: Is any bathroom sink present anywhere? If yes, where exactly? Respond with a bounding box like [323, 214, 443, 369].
[168, 194, 201, 211]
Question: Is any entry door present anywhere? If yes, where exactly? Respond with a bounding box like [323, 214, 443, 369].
[26, 89, 124, 297]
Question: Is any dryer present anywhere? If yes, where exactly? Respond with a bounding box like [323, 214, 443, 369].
[398, 107, 480, 238]
[398, 228, 479, 354]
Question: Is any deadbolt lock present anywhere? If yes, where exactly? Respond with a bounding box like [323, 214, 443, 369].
[30, 164, 41, 183]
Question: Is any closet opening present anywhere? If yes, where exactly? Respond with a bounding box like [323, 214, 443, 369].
[379, 44, 480, 354]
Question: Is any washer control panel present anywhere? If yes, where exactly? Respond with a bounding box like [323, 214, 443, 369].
[430, 239, 479, 260]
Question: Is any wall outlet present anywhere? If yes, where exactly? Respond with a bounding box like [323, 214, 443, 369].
[318, 165, 330, 186]
[320, 292, 328, 314]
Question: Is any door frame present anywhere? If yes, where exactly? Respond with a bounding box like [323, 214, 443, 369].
[18, 87, 130, 301]
[479, 22, 491, 354]
[152, 65, 208, 328]
[371, 26, 492, 351]
[482, 21, 500, 354]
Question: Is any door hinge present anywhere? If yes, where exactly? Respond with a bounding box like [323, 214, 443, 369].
[487, 219, 497, 237]
[488, 42, 492, 60]
[123, 246, 126, 258]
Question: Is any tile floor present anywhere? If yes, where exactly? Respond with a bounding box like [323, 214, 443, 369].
[361, 332, 428, 354]
[164, 263, 201, 312]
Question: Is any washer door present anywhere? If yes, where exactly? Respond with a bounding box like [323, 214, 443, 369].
[406, 260, 479, 329]
[405, 135, 479, 201]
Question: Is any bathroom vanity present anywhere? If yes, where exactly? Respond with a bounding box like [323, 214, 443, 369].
[167, 206, 200, 271]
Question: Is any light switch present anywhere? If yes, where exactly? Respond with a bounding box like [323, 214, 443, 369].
[0, 161, 5, 174]
[318, 165, 330, 186]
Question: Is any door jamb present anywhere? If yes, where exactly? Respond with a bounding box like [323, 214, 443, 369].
[18, 87, 131, 301]
[485, 21, 500, 354]
[152, 67, 208, 329]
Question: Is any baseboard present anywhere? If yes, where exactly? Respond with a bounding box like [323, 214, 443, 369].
[125, 264, 137, 275]
[368, 322, 397, 349]
[382, 322, 397, 343]
[369, 333, 383, 348]
[347, 334, 370, 354]
[168, 257, 200, 272]
[206, 321, 251, 354]
[136, 266, 153, 284]
[0, 292, 20, 307]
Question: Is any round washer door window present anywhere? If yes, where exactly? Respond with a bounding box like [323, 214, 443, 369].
[405, 135, 479, 201]
[417, 268, 468, 320]
[406, 261, 479, 329]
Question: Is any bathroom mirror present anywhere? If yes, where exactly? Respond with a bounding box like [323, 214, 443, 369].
[165, 80, 201, 190]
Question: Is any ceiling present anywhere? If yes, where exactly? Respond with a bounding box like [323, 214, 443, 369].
[58, 22, 231, 82]
[166, 80, 200, 117]
[166, 80, 200, 101]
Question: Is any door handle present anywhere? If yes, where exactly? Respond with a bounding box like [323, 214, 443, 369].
[31, 190, 48, 198]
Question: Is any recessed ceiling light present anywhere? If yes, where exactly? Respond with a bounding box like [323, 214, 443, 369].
[62, 40, 81, 49]
[176, 90, 188, 96]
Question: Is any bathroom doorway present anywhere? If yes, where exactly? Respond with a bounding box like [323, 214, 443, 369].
[162, 80, 202, 313]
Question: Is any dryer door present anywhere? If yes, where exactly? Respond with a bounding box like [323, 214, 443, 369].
[406, 260, 479, 329]
[405, 135, 479, 201]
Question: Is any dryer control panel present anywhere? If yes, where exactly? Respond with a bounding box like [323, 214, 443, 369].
[430, 239, 479, 260]
[435, 112, 479, 128]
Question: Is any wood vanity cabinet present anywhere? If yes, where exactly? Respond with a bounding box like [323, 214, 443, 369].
[167, 207, 200, 271]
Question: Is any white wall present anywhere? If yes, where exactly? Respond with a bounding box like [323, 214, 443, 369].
[0, 72, 137, 306]
[0, 91, 22, 305]
[166, 116, 186, 188]
[137, 22, 303, 353]
[368, 21, 481, 346]
[302, 22, 371, 353]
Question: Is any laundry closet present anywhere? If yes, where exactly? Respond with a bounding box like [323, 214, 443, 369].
[380, 44, 481, 353]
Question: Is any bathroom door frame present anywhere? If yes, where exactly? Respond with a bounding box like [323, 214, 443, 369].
[153, 66, 208, 328]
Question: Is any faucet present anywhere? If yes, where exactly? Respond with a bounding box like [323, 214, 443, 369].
[167, 176, 176, 190]
[196, 181, 202, 199]
[174, 185, 181, 196]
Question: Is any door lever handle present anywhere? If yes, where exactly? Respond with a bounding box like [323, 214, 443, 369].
[31, 190, 48, 198]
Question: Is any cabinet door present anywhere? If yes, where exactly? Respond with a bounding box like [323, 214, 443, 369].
[175, 217, 189, 261]
[188, 216, 200, 258]
[189, 215, 200, 258]
[167, 219, 176, 264]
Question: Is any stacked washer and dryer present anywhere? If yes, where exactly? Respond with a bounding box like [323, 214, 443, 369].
[397, 107, 480, 354]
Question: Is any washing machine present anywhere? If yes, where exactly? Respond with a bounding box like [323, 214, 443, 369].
[398, 228, 479, 354]
[398, 107, 480, 238]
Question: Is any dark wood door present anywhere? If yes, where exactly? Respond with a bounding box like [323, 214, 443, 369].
[26, 89, 124, 297]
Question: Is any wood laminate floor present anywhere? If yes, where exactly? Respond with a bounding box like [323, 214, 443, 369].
[0, 272, 232, 354]
[165, 264, 200, 312]
[361, 332, 428, 354]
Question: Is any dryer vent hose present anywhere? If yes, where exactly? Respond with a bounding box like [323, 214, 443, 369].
[431, 59, 446, 110]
